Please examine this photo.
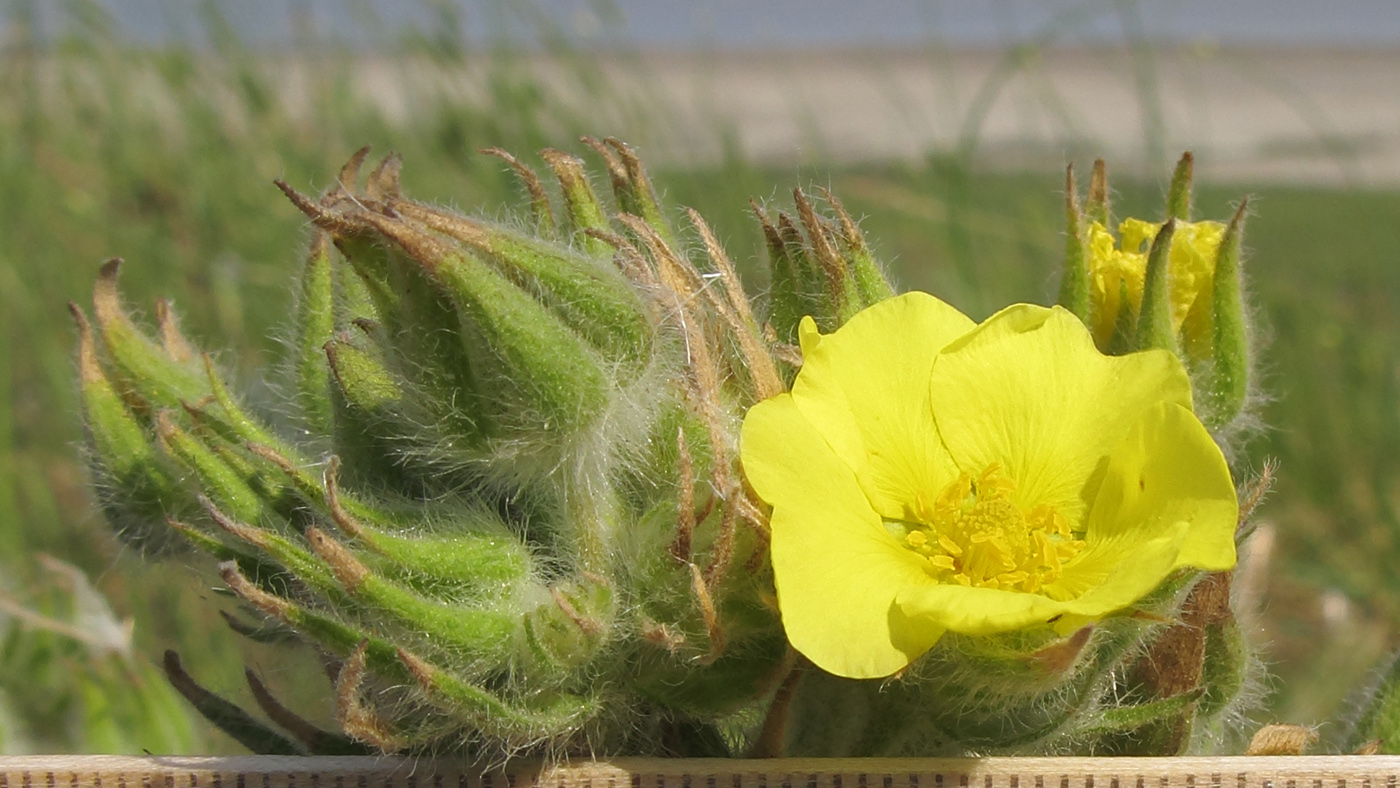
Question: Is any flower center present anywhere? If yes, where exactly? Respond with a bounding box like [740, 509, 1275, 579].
[903, 464, 1085, 593]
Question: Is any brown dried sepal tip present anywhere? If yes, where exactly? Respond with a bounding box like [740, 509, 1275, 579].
[154, 297, 195, 362]
[580, 136, 629, 191]
[323, 456, 372, 542]
[245, 441, 299, 477]
[792, 187, 846, 290]
[641, 619, 687, 653]
[668, 426, 696, 564]
[358, 211, 456, 276]
[396, 646, 438, 690]
[1355, 739, 1383, 756]
[818, 188, 868, 255]
[336, 639, 405, 751]
[274, 150, 410, 238]
[363, 152, 403, 202]
[68, 302, 105, 385]
[1065, 163, 1080, 214]
[199, 494, 273, 551]
[688, 562, 726, 664]
[584, 228, 658, 289]
[218, 560, 297, 623]
[92, 258, 130, 331]
[1085, 158, 1110, 226]
[702, 494, 739, 589]
[550, 586, 604, 637]
[480, 147, 552, 207]
[306, 527, 370, 592]
[1245, 723, 1317, 756]
[605, 137, 652, 190]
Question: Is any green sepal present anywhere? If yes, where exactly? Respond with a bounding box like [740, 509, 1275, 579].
[753, 203, 805, 343]
[631, 630, 788, 719]
[823, 189, 896, 309]
[371, 218, 610, 438]
[1207, 201, 1251, 430]
[393, 202, 652, 365]
[584, 136, 676, 249]
[1079, 687, 1204, 743]
[397, 648, 599, 742]
[1166, 152, 1194, 222]
[333, 230, 487, 446]
[1133, 219, 1177, 353]
[322, 338, 423, 492]
[219, 560, 407, 678]
[155, 413, 265, 524]
[304, 527, 520, 665]
[1057, 165, 1091, 322]
[169, 519, 299, 600]
[91, 259, 210, 411]
[1106, 279, 1136, 356]
[196, 354, 288, 453]
[325, 338, 400, 410]
[793, 188, 863, 325]
[198, 496, 345, 599]
[755, 205, 836, 341]
[1198, 617, 1249, 719]
[72, 304, 192, 551]
[292, 231, 336, 433]
[540, 149, 612, 257]
[363, 527, 533, 601]
[225, 558, 587, 749]
[257, 453, 536, 601]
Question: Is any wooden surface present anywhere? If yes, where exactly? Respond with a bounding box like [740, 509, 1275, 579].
[2, 756, 1400, 788]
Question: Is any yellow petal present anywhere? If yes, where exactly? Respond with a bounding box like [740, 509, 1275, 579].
[894, 581, 1067, 636]
[1044, 527, 1185, 611]
[1082, 400, 1238, 570]
[1173, 220, 1227, 360]
[740, 393, 941, 679]
[1042, 401, 1236, 615]
[791, 291, 973, 521]
[929, 304, 1194, 527]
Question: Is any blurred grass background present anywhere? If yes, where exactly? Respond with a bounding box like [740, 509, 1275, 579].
[2, 0, 1399, 753]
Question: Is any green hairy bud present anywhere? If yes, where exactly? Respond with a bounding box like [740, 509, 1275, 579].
[78, 143, 824, 759]
[1060, 152, 1258, 455]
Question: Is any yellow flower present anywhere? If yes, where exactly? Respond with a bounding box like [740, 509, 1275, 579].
[740, 292, 1237, 679]
[1087, 218, 1226, 357]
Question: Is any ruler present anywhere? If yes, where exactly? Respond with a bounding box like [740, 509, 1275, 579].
[1, 757, 1398, 788]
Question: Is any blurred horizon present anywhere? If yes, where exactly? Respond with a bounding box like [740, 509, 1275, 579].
[10, 0, 1400, 51]
[8, 1, 1397, 186]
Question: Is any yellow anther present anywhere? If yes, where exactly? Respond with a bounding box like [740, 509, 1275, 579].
[901, 464, 1085, 594]
[929, 554, 956, 571]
